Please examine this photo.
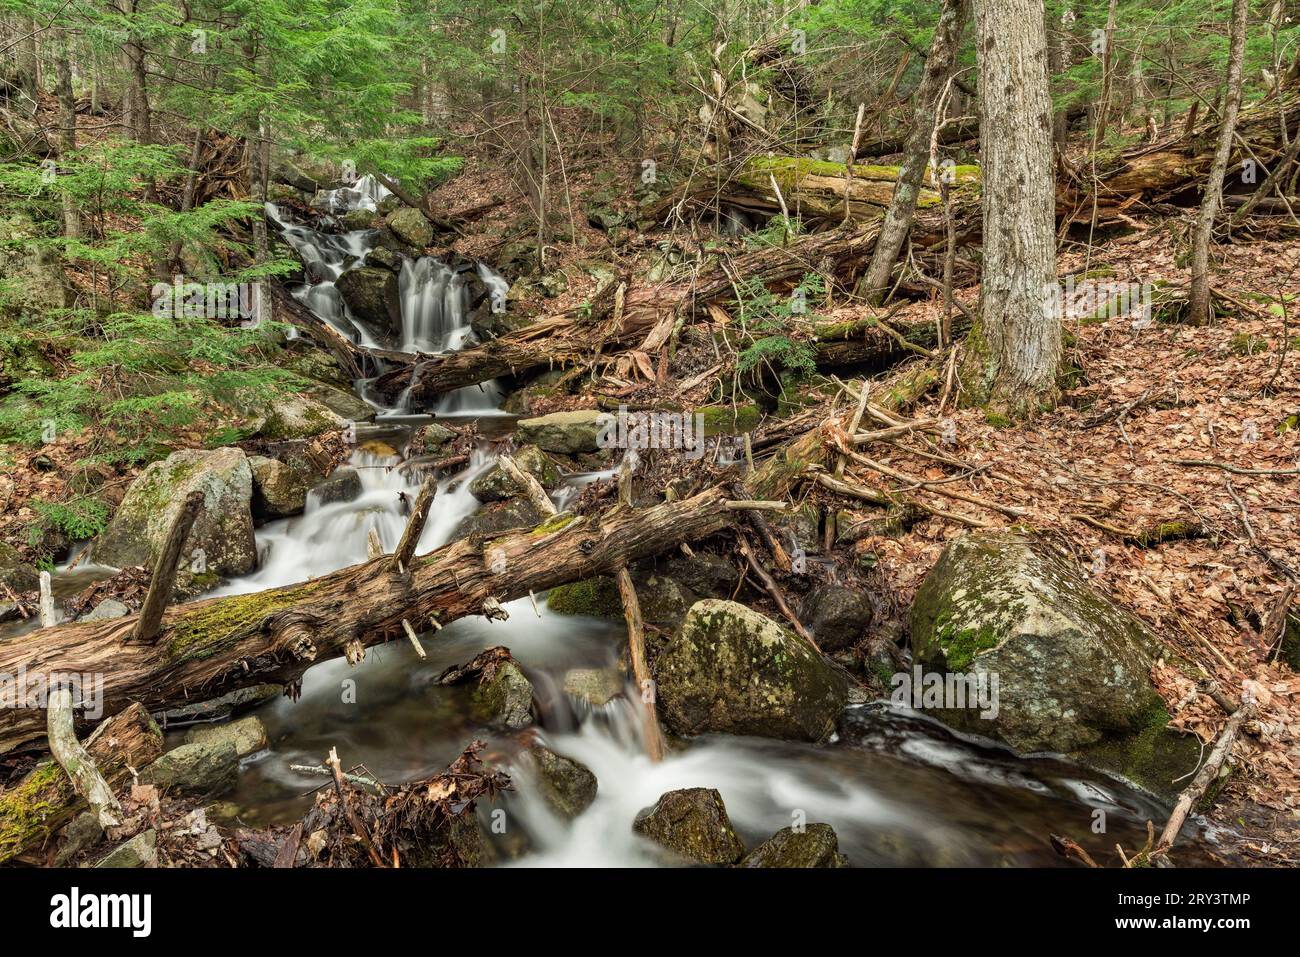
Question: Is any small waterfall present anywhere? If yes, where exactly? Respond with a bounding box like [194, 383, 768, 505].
[398, 257, 462, 352]
[316, 173, 392, 213]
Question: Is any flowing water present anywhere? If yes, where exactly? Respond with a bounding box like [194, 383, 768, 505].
[17, 189, 1228, 867]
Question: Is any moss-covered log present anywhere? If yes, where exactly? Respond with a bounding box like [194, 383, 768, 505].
[0, 703, 161, 864]
[0, 488, 738, 756]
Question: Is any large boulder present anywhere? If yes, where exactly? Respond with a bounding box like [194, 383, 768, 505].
[469, 445, 561, 503]
[515, 410, 605, 454]
[801, 584, 873, 652]
[336, 265, 401, 338]
[910, 531, 1201, 796]
[93, 448, 257, 596]
[249, 455, 314, 519]
[385, 207, 434, 248]
[632, 788, 746, 865]
[656, 600, 849, 742]
[738, 823, 847, 868]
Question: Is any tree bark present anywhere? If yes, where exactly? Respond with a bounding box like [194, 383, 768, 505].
[861, 0, 969, 303]
[52, 27, 79, 239]
[965, 0, 1060, 412]
[0, 703, 162, 864]
[0, 488, 739, 756]
[1189, 0, 1250, 326]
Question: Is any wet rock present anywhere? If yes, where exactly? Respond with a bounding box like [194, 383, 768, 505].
[656, 599, 849, 742]
[158, 684, 282, 725]
[738, 823, 847, 868]
[469, 444, 561, 503]
[340, 208, 377, 231]
[336, 265, 401, 338]
[93, 447, 257, 597]
[282, 346, 351, 389]
[82, 599, 129, 622]
[249, 455, 313, 519]
[95, 829, 157, 868]
[409, 422, 457, 454]
[546, 577, 620, 617]
[470, 302, 532, 341]
[358, 439, 398, 458]
[385, 207, 434, 248]
[910, 530, 1202, 796]
[311, 468, 363, 505]
[636, 573, 698, 629]
[183, 716, 268, 758]
[454, 497, 546, 539]
[800, 583, 873, 652]
[365, 245, 403, 271]
[657, 551, 737, 598]
[140, 740, 239, 796]
[254, 393, 348, 440]
[632, 788, 746, 865]
[524, 745, 598, 819]
[563, 667, 624, 707]
[54, 812, 103, 866]
[470, 661, 534, 729]
[304, 382, 376, 423]
[516, 409, 605, 454]
[0, 541, 39, 593]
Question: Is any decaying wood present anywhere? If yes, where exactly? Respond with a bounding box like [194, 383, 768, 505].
[0, 703, 162, 864]
[615, 567, 665, 762]
[391, 477, 436, 574]
[0, 488, 741, 756]
[46, 685, 122, 833]
[131, 490, 204, 645]
[498, 453, 557, 519]
[735, 533, 818, 650]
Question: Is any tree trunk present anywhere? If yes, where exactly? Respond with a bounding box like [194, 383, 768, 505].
[0, 488, 741, 756]
[860, 0, 969, 303]
[52, 27, 79, 239]
[965, 0, 1060, 413]
[1189, 0, 1250, 326]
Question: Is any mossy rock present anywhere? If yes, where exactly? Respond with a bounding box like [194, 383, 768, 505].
[470, 661, 534, 729]
[253, 393, 349, 440]
[140, 740, 239, 796]
[183, 716, 268, 758]
[632, 788, 746, 865]
[738, 823, 847, 868]
[546, 576, 621, 617]
[910, 530, 1201, 796]
[699, 403, 761, 437]
[0, 541, 38, 593]
[656, 599, 849, 742]
[385, 206, 434, 248]
[468, 445, 562, 503]
[516, 410, 605, 454]
[454, 497, 546, 539]
[523, 745, 598, 819]
[93, 448, 257, 598]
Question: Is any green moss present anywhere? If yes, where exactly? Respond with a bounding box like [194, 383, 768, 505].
[530, 513, 580, 535]
[0, 761, 67, 863]
[1229, 332, 1269, 356]
[700, 403, 761, 436]
[546, 577, 621, 617]
[933, 616, 1001, 671]
[984, 410, 1012, 428]
[1074, 701, 1202, 799]
[165, 581, 324, 662]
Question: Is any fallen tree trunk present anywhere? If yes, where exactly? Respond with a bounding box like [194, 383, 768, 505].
[0, 703, 162, 864]
[0, 488, 738, 756]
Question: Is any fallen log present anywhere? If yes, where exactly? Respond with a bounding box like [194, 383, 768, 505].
[0, 488, 740, 756]
[0, 703, 162, 864]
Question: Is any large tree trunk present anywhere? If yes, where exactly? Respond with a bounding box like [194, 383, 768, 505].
[964, 0, 1059, 413]
[0, 488, 740, 756]
[1189, 0, 1250, 326]
[860, 0, 969, 303]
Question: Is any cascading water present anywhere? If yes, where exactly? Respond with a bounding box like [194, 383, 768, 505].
[180, 177, 1227, 868]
